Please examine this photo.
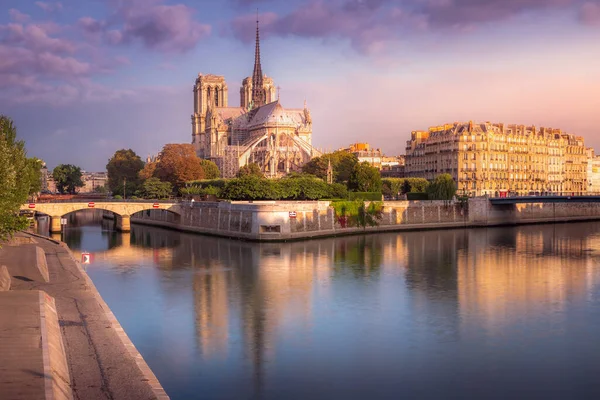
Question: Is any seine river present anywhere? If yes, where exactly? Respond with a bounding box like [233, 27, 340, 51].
[40, 210, 600, 399]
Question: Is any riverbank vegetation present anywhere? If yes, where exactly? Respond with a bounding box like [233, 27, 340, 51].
[0, 116, 42, 243]
[101, 142, 456, 204]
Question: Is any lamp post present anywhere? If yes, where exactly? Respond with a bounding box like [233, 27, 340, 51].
[123, 177, 126, 200]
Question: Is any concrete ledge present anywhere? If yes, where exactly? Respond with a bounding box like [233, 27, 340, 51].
[0, 244, 49, 283]
[0, 290, 73, 400]
[0, 265, 10, 291]
[39, 291, 73, 400]
[36, 246, 50, 282]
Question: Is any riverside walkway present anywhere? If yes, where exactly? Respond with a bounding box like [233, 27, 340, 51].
[0, 232, 169, 400]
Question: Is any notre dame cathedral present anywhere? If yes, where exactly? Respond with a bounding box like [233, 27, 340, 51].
[191, 19, 320, 178]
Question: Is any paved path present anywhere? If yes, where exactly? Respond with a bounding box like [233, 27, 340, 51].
[0, 233, 168, 400]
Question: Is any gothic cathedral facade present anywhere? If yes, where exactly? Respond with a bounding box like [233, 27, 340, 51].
[191, 19, 320, 178]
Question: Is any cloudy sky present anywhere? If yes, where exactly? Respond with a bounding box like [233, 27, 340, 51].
[1, 0, 599, 171]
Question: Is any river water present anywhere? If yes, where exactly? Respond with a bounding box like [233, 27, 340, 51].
[39, 210, 600, 399]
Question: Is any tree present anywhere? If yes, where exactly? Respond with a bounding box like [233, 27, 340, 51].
[0, 116, 39, 243]
[139, 161, 157, 180]
[237, 163, 264, 178]
[427, 174, 456, 201]
[140, 177, 172, 199]
[348, 162, 382, 192]
[106, 149, 145, 197]
[52, 164, 84, 194]
[200, 159, 220, 179]
[302, 151, 358, 184]
[221, 176, 277, 200]
[153, 144, 205, 190]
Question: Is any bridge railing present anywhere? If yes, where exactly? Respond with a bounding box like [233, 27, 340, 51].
[30, 198, 182, 204]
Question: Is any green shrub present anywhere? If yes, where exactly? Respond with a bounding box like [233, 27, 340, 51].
[406, 192, 429, 200]
[328, 183, 348, 199]
[331, 200, 383, 228]
[348, 192, 383, 201]
[113, 194, 122, 199]
[221, 176, 278, 200]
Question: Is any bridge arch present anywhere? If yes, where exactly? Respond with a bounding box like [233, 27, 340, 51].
[21, 201, 182, 233]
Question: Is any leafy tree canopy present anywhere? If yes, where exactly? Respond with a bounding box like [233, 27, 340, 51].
[427, 174, 457, 200]
[302, 151, 358, 184]
[52, 164, 84, 194]
[153, 144, 205, 190]
[199, 159, 220, 179]
[106, 149, 145, 197]
[0, 116, 41, 242]
[140, 177, 172, 199]
[237, 163, 264, 178]
[348, 162, 382, 192]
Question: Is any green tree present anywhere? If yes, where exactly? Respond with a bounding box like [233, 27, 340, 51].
[140, 178, 172, 199]
[328, 183, 348, 199]
[382, 178, 404, 199]
[348, 162, 382, 192]
[277, 176, 330, 200]
[427, 174, 457, 200]
[199, 159, 220, 179]
[106, 149, 145, 198]
[52, 164, 84, 194]
[94, 185, 108, 194]
[0, 116, 39, 243]
[237, 163, 264, 178]
[302, 151, 358, 184]
[221, 176, 277, 200]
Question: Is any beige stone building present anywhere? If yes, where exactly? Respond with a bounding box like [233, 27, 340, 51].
[191, 19, 319, 178]
[405, 121, 589, 196]
[587, 149, 600, 193]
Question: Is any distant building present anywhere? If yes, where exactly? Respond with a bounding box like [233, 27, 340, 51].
[405, 121, 590, 196]
[339, 143, 405, 176]
[80, 171, 108, 193]
[339, 143, 382, 168]
[587, 149, 600, 193]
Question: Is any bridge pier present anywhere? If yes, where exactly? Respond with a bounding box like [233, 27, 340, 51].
[116, 215, 130, 232]
[50, 216, 62, 233]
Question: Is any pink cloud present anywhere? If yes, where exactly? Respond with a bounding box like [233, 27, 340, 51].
[0, 15, 130, 105]
[580, 2, 600, 26]
[8, 9, 30, 23]
[0, 22, 75, 53]
[229, 0, 586, 54]
[35, 2, 63, 13]
[79, 0, 211, 53]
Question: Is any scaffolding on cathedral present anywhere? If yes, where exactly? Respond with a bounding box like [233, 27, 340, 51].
[190, 17, 320, 178]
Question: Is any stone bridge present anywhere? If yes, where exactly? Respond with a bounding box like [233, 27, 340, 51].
[21, 201, 183, 233]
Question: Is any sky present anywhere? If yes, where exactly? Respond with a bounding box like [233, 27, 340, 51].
[1, 0, 599, 171]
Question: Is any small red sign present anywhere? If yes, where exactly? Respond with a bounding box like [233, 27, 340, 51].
[153, 203, 160, 208]
[81, 253, 92, 264]
[289, 211, 297, 218]
[88, 202, 95, 208]
[28, 203, 35, 208]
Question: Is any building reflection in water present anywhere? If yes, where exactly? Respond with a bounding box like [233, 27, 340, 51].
[59, 211, 600, 399]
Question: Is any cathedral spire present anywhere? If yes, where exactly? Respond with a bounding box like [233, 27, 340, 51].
[251, 10, 266, 108]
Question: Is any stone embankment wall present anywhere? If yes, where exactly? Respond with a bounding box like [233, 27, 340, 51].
[131, 198, 600, 241]
[132, 200, 471, 240]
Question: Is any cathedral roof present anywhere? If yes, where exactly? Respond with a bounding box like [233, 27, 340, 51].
[245, 100, 307, 128]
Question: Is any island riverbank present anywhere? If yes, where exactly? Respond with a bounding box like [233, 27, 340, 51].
[129, 198, 600, 241]
[0, 232, 169, 400]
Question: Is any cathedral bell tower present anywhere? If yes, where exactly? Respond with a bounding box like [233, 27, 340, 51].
[191, 74, 228, 156]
